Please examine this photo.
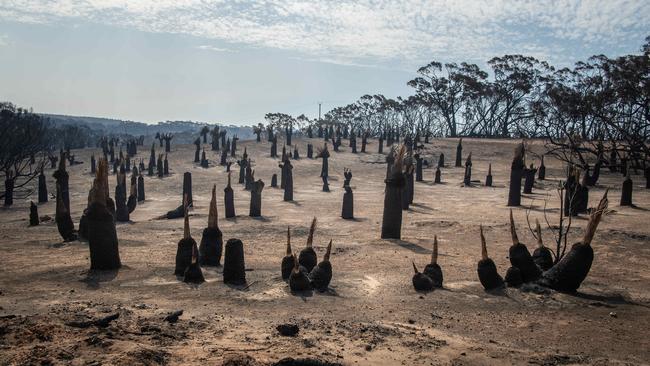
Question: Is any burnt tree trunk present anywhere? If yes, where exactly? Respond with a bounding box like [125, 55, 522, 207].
[4, 177, 14, 206]
[182, 172, 193, 207]
[224, 176, 235, 218]
[523, 168, 536, 194]
[620, 175, 633, 206]
[87, 201, 121, 270]
[137, 175, 145, 202]
[249, 180, 264, 217]
[507, 144, 525, 207]
[30, 201, 39, 226]
[38, 171, 48, 203]
[381, 163, 405, 239]
[283, 161, 293, 202]
[342, 186, 353, 219]
[223, 239, 246, 285]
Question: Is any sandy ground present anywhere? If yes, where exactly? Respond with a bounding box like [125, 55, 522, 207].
[1, 137, 649, 366]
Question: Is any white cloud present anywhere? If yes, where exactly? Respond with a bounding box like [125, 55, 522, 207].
[196, 45, 236, 53]
[0, 34, 7, 46]
[1, 0, 648, 67]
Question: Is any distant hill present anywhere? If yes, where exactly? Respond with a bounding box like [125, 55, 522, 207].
[41, 114, 256, 143]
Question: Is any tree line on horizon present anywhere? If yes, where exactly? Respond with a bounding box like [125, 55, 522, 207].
[263, 36, 649, 170]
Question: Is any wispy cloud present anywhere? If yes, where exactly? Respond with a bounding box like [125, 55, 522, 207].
[0, 34, 8, 46]
[1, 1, 648, 67]
[196, 45, 236, 53]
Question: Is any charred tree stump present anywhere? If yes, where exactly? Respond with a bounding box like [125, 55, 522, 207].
[438, 153, 445, 168]
[157, 154, 164, 178]
[164, 134, 172, 152]
[238, 159, 247, 184]
[223, 238, 246, 285]
[87, 159, 121, 270]
[299, 218, 318, 272]
[645, 166, 650, 189]
[434, 166, 441, 183]
[137, 174, 145, 202]
[56, 181, 76, 242]
[342, 185, 354, 219]
[532, 220, 553, 271]
[620, 172, 633, 206]
[29, 201, 39, 226]
[412, 262, 433, 292]
[231, 136, 238, 157]
[175, 201, 195, 276]
[463, 153, 473, 187]
[540, 192, 608, 292]
[508, 210, 541, 282]
[317, 144, 330, 179]
[507, 143, 525, 207]
[245, 161, 253, 191]
[282, 160, 293, 202]
[224, 172, 235, 218]
[271, 135, 278, 158]
[307, 144, 313, 159]
[271, 174, 278, 188]
[38, 169, 48, 203]
[91, 155, 96, 174]
[576, 173, 589, 213]
[220, 149, 227, 166]
[523, 165, 536, 194]
[200, 149, 208, 168]
[249, 178, 264, 217]
[378, 135, 384, 154]
[149, 144, 156, 171]
[423, 236, 443, 288]
[282, 228, 296, 280]
[477, 226, 504, 290]
[3, 174, 14, 207]
[182, 172, 193, 207]
[415, 154, 423, 182]
[564, 170, 579, 216]
[309, 240, 333, 291]
[115, 172, 129, 222]
[485, 164, 493, 187]
[164, 155, 169, 175]
[455, 139, 463, 167]
[199, 185, 223, 266]
[53, 152, 70, 211]
[381, 146, 406, 239]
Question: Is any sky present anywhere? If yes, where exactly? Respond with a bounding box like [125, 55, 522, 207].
[0, 1, 648, 125]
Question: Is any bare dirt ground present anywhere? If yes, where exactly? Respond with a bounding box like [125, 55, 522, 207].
[1, 137, 649, 366]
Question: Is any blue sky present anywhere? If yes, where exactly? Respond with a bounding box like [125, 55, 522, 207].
[0, 0, 648, 125]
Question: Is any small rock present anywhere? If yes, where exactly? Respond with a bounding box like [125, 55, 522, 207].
[276, 323, 299, 337]
[164, 310, 183, 323]
[365, 345, 372, 351]
[609, 312, 617, 318]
